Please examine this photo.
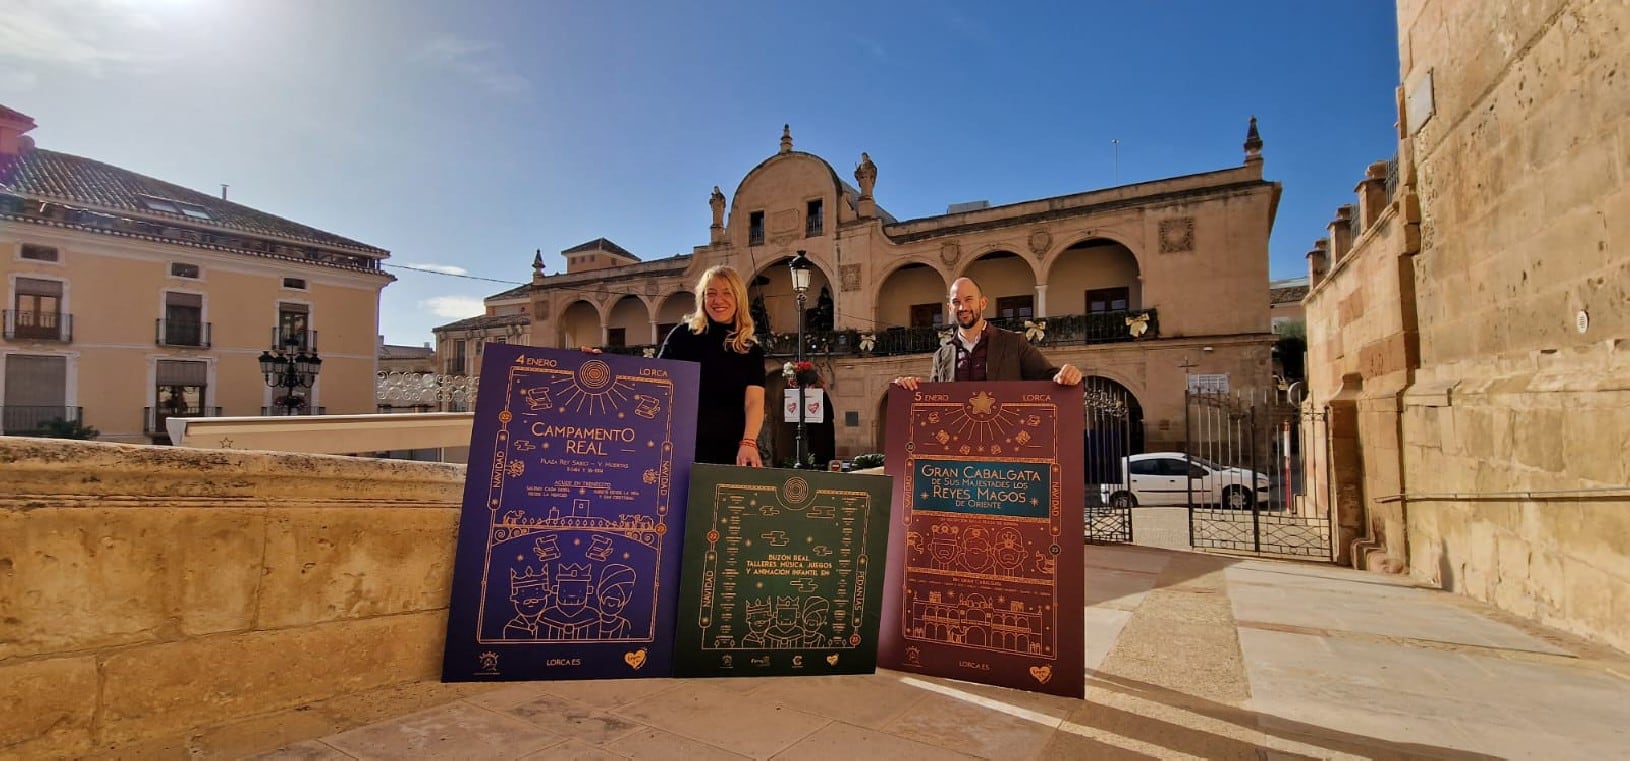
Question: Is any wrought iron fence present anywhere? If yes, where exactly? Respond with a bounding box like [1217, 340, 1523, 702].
[0, 405, 83, 435]
[376, 370, 479, 407]
[1184, 389, 1332, 560]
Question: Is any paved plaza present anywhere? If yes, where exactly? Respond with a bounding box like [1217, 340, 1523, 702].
[249, 545, 1630, 760]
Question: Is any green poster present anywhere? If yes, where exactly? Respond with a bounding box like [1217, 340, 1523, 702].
[674, 465, 893, 677]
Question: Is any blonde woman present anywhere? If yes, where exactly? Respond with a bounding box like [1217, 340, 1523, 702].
[657, 265, 766, 466]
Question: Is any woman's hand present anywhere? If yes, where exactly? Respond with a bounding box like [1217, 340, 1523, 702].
[737, 440, 763, 467]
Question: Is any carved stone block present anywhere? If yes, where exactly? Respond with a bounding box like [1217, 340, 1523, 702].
[1159, 217, 1195, 253]
[1028, 230, 1052, 257]
[840, 263, 861, 292]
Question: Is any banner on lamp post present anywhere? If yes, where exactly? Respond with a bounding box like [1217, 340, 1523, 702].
[782, 388, 825, 423]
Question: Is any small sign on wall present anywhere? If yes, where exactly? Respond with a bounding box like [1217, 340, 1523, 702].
[1187, 373, 1230, 393]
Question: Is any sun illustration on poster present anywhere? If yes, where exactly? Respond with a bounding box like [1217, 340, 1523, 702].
[545, 359, 635, 414]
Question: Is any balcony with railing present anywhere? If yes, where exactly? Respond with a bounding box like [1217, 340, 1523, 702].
[144, 405, 223, 434]
[4, 310, 73, 342]
[272, 328, 319, 353]
[726, 308, 1160, 359]
[261, 405, 328, 416]
[1, 405, 83, 435]
[600, 344, 657, 357]
[156, 319, 212, 348]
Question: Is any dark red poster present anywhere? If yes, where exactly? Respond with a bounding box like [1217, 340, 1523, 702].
[880, 382, 1084, 697]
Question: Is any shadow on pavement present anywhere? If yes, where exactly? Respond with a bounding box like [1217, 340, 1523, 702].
[1082, 544, 1238, 609]
[1082, 669, 1503, 760]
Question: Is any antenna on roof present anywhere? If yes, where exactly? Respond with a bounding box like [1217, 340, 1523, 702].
[220, 184, 229, 200]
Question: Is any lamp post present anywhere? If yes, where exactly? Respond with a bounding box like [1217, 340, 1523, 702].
[258, 334, 322, 415]
[789, 250, 812, 469]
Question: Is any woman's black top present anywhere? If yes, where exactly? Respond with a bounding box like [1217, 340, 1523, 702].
[657, 319, 765, 464]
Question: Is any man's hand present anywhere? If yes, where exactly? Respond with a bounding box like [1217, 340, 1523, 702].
[1053, 364, 1083, 386]
[579, 346, 603, 354]
[892, 376, 921, 391]
[737, 441, 763, 467]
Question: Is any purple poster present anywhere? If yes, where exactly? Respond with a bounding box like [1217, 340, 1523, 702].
[442, 344, 698, 681]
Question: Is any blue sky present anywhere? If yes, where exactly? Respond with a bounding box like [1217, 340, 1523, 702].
[2, 0, 1400, 346]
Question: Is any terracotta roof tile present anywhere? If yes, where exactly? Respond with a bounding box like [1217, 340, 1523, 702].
[561, 237, 638, 260]
[1270, 285, 1309, 304]
[1, 147, 386, 256]
[432, 313, 531, 333]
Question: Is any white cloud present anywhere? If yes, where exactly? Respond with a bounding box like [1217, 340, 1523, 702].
[0, 1, 168, 78]
[405, 262, 470, 276]
[418, 36, 529, 97]
[421, 296, 486, 319]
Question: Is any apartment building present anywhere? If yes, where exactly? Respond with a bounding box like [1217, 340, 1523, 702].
[0, 105, 392, 443]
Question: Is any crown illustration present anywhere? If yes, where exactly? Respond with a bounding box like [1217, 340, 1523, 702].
[556, 563, 592, 583]
[509, 566, 548, 589]
[775, 595, 799, 611]
[745, 598, 772, 616]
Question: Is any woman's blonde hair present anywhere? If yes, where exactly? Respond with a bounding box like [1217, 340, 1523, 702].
[685, 265, 758, 354]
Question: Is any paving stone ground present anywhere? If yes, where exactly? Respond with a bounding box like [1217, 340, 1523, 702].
[247, 546, 1630, 760]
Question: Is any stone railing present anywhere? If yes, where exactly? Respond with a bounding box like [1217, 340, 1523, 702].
[0, 438, 478, 758]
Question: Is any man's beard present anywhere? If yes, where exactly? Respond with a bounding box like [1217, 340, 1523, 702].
[955, 311, 980, 330]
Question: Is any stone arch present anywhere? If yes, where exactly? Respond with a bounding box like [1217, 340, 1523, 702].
[958, 250, 1038, 321]
[1044, 236, 1145, 315]
[605, 295, 651, 347]
[557, 299, 601, 349]
[750, 254, 836, 338]
[654, 291, 693, 345]
[1082, 375, 1146, 484]
[873, 261, 949, 330]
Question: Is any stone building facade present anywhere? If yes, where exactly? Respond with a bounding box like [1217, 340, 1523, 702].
[1303, 0, 1630, 652]
[468, 125, 1282, 462]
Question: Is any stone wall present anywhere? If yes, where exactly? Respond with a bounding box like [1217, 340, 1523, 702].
[1395, 0, 1630, 651]
[0, 438, 480, 759]
[1302, 163, 1422, 569]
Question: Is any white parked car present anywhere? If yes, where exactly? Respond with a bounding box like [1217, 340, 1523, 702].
[1099, 452, 1270, 509]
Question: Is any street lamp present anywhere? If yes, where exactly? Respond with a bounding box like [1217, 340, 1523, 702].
[258, 334, 322, 415]
[789, 250, 812, 468]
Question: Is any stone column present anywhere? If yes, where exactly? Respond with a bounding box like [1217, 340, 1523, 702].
[1356, 160, 1391, 230]
[1307, 239, 1330, 289]
[1034, 283, 1048, 317]
[649, 320, 660, 345]
[1327, 205, 1354, 262]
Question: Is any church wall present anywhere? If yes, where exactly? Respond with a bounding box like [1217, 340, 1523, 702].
[1398, 0, 1629, 651]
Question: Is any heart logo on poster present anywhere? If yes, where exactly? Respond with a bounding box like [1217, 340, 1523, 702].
[826, 654, 839, 666]
[625, 648, 648, 671]
[1029, 665, 1052, 684]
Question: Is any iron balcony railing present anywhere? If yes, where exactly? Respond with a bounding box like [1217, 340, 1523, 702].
[260, 405, 328, 416]
[144, 405, 223, 434]
[1, 405, 83, 435]
[730, 308, 1160, 360]
[600, 344, 656, 357]
[3, 310, 73, 342]
[272, 328, 319, 352]
[156, 318, 212, 348]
